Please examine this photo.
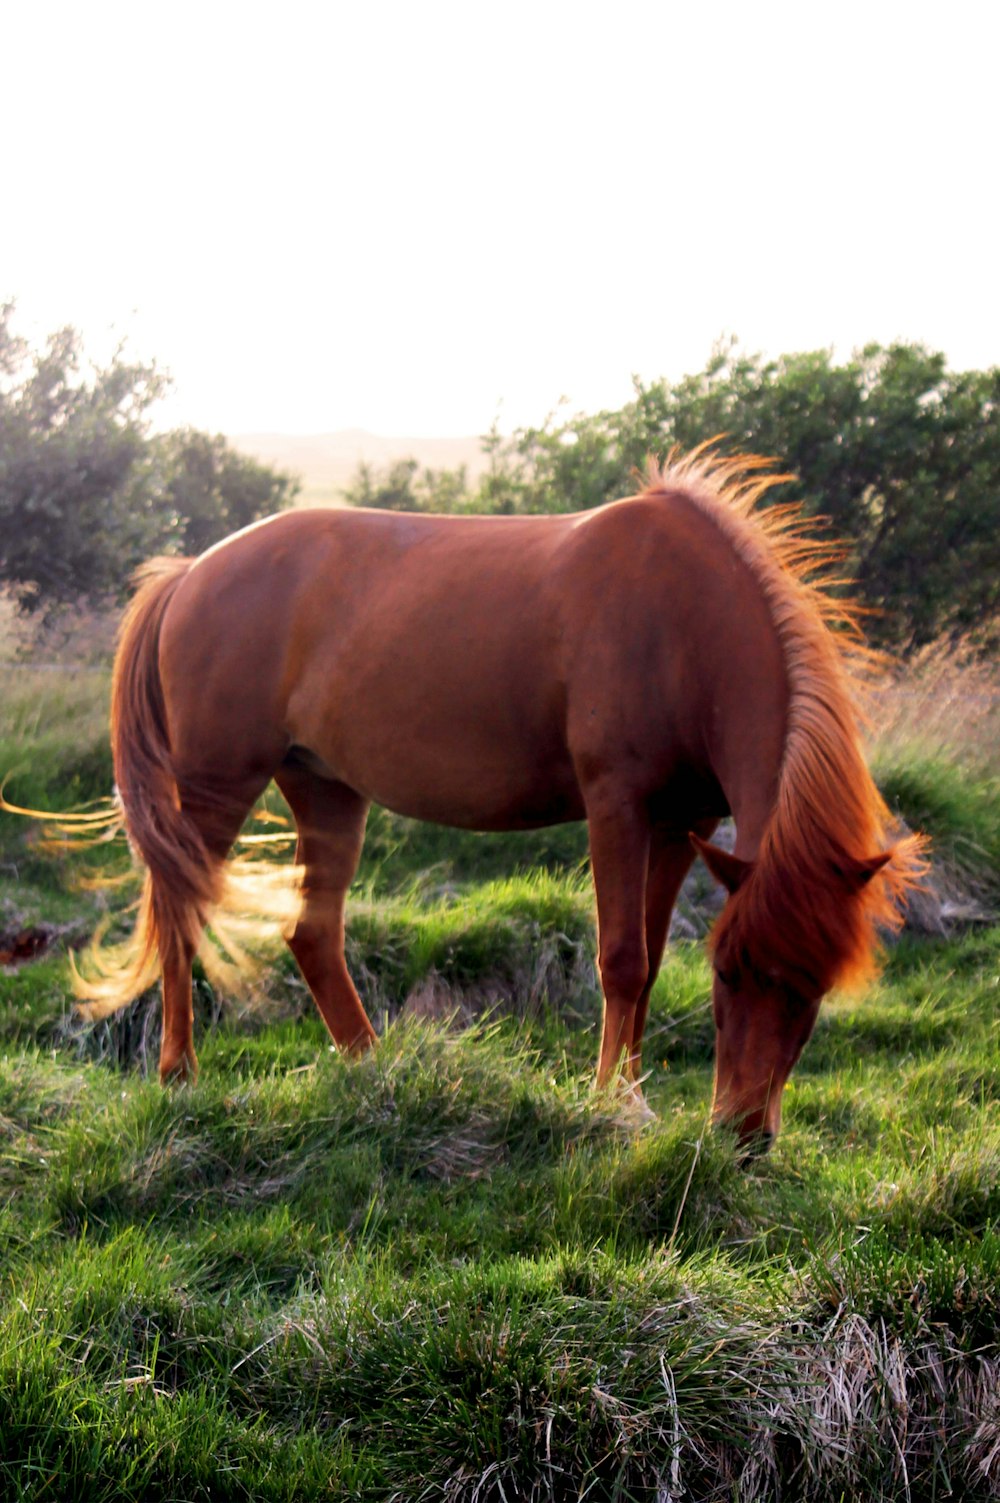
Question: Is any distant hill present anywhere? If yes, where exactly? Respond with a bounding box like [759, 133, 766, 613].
[227, 430, 489, 507]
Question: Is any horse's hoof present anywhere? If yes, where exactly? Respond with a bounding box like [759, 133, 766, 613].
[617, 1082, 658, 1126]
[159, 1053, 197, 1087]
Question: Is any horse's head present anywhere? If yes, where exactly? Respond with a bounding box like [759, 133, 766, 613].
[708, 950, 822, 1153]
[691, 832, 890, 1154]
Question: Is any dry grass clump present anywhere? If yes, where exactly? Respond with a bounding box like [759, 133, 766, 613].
[866, 639, 1000, 922]
[870, 636, 1000, 775]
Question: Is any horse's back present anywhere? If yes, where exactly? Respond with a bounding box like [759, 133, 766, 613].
[156, 507, 585, 822]
[151, 493, 785, 830]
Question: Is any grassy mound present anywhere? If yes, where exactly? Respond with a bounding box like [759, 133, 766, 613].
[1, 924, 998, 1500]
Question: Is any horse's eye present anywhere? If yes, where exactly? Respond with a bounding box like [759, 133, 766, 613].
[715, 964, 739, 990]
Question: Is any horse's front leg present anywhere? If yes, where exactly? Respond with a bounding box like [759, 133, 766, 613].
[624, 828, 714, 1093]
[585, 792, 651, 1090]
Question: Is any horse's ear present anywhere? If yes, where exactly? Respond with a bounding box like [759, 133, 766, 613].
[834, 850, 893, 890]
[690, 833, 751, 894]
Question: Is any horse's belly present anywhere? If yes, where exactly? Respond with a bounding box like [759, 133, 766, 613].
[377, 775, 586, 833]
[294, 718, 583, 832]
[284, 608, 580, 828]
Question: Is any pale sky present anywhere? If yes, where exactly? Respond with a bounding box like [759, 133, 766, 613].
[5, 0, 998, 438]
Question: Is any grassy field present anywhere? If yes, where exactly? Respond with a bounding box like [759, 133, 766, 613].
[0, 655, 998, 1501]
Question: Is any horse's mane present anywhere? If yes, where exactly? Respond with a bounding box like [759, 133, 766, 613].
[641, 445, 927, 994]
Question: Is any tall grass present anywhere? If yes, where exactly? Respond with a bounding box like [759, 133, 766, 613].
[869, 641, 1000, 906]
[0, 664, 112, 812]
[871, 637, 1000, 774]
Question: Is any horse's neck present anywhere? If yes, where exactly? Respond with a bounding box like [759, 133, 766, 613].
[700, 632, 789, 864]
[632, 490, 792, 858]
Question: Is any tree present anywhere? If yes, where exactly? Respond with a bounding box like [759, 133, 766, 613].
[148, 429, 299, 556]
[636, 340, 1000, 649]
[342, 457, 473, 514]
[0, 303, 166, 610]
[460, 340, 1000, 651]
[0, 306, 298, 612]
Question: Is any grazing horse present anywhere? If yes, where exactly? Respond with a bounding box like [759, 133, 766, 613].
[70, 450, 924, 1148]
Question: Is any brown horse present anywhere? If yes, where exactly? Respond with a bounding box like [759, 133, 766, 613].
[67, 449, 924, 1148]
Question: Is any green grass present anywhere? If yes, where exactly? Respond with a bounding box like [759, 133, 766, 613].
[1, 901, 998, 1498]
[870, 643, 1000, 908]
[1, 665, 999, 1499]
[0, 664, 112, 816]
[875, 751, 1000, 903]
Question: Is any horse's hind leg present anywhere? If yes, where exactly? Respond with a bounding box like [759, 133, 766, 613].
[159, 774, 269, 1084]
[274, 761, 377, 1056]
[159, 934, 199, 1086]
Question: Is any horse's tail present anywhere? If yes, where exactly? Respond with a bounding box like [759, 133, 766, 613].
[75, 557, 301, 1020]
[74, 556, 216, 1020]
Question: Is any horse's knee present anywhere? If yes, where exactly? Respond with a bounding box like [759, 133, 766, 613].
[598, 941, 648, 1004]
[284, 901, 343, 966]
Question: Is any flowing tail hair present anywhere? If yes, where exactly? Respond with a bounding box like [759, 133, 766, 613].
[3, 557, 300, 1021]
[77, 556, 215, 1018]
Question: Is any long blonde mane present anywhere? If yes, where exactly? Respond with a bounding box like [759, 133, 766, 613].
[642, 446, 927, 992]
